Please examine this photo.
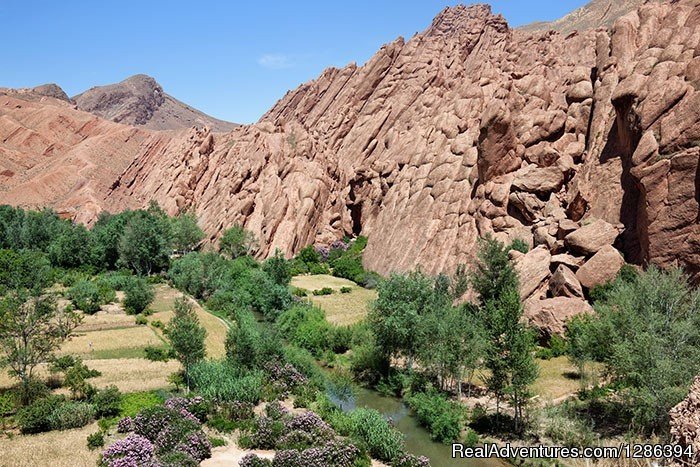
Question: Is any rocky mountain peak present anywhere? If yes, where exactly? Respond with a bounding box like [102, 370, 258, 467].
[425, 4, 503, 37]
[73, 74, 236, 132]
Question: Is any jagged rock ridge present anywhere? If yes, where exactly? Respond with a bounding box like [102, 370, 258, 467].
[2, 1, 700, 335]
[73, 74, 237, 132]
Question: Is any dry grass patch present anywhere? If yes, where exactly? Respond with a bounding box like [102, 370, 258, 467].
[148, 285, 227, 358]
[0, 422, 99, 467]
[85, 358, 179, 393]
[291, 275, 376, 326]
[60, 326, 164, 359]
[74, 312, 136, 333]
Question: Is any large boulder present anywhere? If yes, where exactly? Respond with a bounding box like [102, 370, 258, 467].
[514, 245, 551, 300]
[564, 218, 621, 255]
[575, 245, 625, 290]
[511, 165, 565, 195]
[524, 297, 593, 338]
[670, 376, 700, 466]
[550, 253, 585, 270]
[549, 264, 584, 298]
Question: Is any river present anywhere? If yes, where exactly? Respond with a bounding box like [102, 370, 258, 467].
[326, 383, 508, 467]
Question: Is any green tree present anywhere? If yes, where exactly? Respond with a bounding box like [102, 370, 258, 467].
[117, 206, 171, 275]
[567, 267, 700, 433]
[123, 276, 154, 314]
[219, 225, 257, 259]
[263, 249, 291, 286]
[0, 293, 81, 404]
[166, 297, 206, 392]
[369, 271, 436, 372]
[171, 211, 204, 253]
[47, 223, 93, 268]
[0, 249, 52, 294]
[469, 237, 537, 432]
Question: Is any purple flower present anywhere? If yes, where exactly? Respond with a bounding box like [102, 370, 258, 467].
[117, 416, 133, 433]
[101, 434, 155, 467]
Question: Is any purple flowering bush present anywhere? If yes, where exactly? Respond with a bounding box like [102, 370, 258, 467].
[164, 396, 208, 423]
[270, 440, 361, 467]
[284, 412, 334, 440]
[239, 453, 272, 467]
[264, 361, 307, 396]
[117, 416, 133, 433]
[391, 453, 431, 467]
[249, 416, 286, 449]
[100, 434, 155, 467]
[264, 401, 289, 420]
[104, 402, 212, 466]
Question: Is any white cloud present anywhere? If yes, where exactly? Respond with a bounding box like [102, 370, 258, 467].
[257, 54, 295, 70]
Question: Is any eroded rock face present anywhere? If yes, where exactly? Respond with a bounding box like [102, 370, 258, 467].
[3, 1, 700, 335]
[670, 375, 700, 466]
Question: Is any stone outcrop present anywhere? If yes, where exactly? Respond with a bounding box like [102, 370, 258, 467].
[74, 74, 237, 132]
[524, 297, 594, 338]
[2, 1, 700, 335]
[670, 376, 700, 466]
[576, 245, 626, 290]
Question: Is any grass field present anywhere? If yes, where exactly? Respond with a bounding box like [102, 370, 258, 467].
[148, 284, 227, 358]
[0, 422, 100, 467]
[290, 275, 376, 326]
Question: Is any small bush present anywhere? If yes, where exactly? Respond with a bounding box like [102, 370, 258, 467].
[312, 287, 334, 296]
[157, 451, 199, 467]
[210, 436, 227, 447]
[144, 346, 170, 362]
[135, 314, 148, 325]
[49, 401, 95, 430]
[92, 385, 122, 418]
[291, 287, 308, 297]
[151, 319, 164, 329]
[406, 389, 465, 443]
[16, 396, 64, 434]
[68, 280, 104, 314]
[308, 262, 331, 275]
[391, 453, 431, 467]
[340, 286, 352, 294]
[123, 276, 154, 315]
[239, 453, 273, 467]
[509, 238, 530, 253]
[87, 431, 105, 450]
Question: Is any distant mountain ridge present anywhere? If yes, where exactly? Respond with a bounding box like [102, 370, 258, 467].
[72, 74, 237, 132]
[519, 0, 655, 33]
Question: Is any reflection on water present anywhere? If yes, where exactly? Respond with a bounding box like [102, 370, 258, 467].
[327, 383, 507, 467]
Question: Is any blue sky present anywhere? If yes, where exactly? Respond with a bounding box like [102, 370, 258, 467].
[1, 1, 588, 123]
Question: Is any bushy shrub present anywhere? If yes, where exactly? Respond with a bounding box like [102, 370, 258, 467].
[117, 416, 133, 433]
[92, 385, 122, 418]
[312, 287, 333, 296]
[391, 453, 431, 467]
[406, 390, 465, 443]
[348, 408, 404, 462]
[250, 416, 286, 449]
[157, 451, 199, 467]
[277, 305, 332, 357]
[68, 280, 104, 314]
[49, 401, 95, 430]
[15, 395, 64, 434]
[101, 434, 155, 467]
[100, 270, 133, 291]
[308, 263, 331, 275]
[135, 314, 148, 325]
[265, 361, 308, 396]
[87, 431, 105, 450]
[144, 346, 170, 363]
[340, 286, 352, 294]
[509, 238, 530, 254]
[291, 287, 308, 297]
[123, 276, 154, 315]
[331, 255, 365, 283]
[164, 396, 209, 423]
[239, 453, 273, 467]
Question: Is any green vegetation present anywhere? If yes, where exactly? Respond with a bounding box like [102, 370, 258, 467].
[123, 276, 154, 314]
[165, 297, 206, 391]
[219, 224, 258, 259]
[568, 266, 700, 434]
